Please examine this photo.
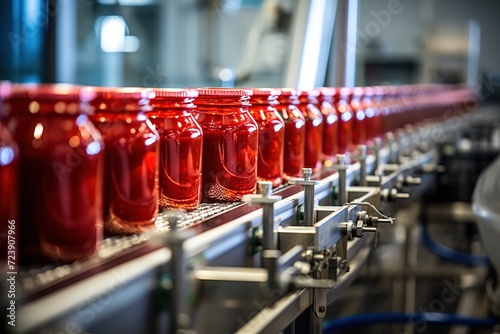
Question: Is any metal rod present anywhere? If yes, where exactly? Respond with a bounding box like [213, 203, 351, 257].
[336, 155, 347, 205]
[358, 145, 367, 186]
[300, 168, 317, 226]
[334, 0, 359, 87]
[262, 204, 276, 250]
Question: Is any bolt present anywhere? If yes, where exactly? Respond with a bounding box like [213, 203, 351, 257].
[294, 261, 311, 275]
[302, 168, 312, 181]
[323, 262, 328, 269]
[336, 154, 345, 165]
[395, 192, 410, 200]
[163, 209, 186, 231]
[258, 180, 273, 197]
[340, 260, 350, 272]
[319, 306, 326, 313]
[358, 144, 367, 156]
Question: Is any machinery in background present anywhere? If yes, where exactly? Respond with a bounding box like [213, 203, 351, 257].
[5, 100, 500, 334]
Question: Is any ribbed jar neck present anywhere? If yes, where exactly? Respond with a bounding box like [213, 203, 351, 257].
[194, 96, 251, 115]
[277, 95, 299, 106]
[90, 98, 152, 115]
[195, 96, 250, 107]
[298, 95, 319, 105]
[2, 98, 88, 118]
[150, 97, 196, 115]
[318, 95, 334, 104]
[249, 96, 278, 106]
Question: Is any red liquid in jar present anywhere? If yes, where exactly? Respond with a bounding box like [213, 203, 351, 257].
[370, 86, 384, 139]
[3, 84, 104, 263]
[298, 91, 323, 172]
[317, 88, 339, 164]
[149, 89, 203, 210]
[275, 89, 306, 179]
[383, 86, 400, 133]
[249, 89, 285, 187]
[351, 87, 367, 146]
[193, 88, 258, 202]
[334, 88, 354, 154]
[89, 88, 159, 235]
[0, 122, 18, 264]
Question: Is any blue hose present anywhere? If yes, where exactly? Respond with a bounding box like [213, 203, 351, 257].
[421, 223, 490, 266]
[323, 312, 497, 333]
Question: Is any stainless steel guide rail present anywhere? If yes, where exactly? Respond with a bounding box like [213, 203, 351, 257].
[9, 112, 476, 334]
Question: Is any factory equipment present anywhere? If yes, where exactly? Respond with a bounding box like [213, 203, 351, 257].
[1, 83, 497, 334]
[2, 1, 500, 334]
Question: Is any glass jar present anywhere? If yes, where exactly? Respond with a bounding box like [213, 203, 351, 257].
[193, 88, 258, 202]
[351, 87, 367, 146]
[298, 90, 323, 173]
[88, 87, 159, 235]
[149, 89, 203, 210]
[2, 84, 104, 263]
[383, 86, 400, 133]
[334, 87, 354, 154]
[0, 83, 19, 263]
[249, 88, 285, 187]
[316, 87, 338, 166]
[371, 86, 385, 139]
[275, 89, 306, 179]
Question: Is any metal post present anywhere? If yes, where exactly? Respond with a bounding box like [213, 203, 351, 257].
[302, 168, 316, 226]
[242, 181, 282, 250]
[260, 181, 278, 251]
[333, 0, 359, 87]
[288, 168, 319, 226]
[357, 145, 367, 186]
[335, 155, 347, 205]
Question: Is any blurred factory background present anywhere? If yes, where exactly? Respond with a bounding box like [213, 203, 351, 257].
[2, 1, 500, 334]
[1, 0, 500, 90]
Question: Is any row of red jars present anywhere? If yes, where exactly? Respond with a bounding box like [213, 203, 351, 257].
[0, 84, 105, 263]
[0, 83, 476, 264]
[0, 84, 207, 263]
[0, 84, 343, 264]
[378, 85, 477, 134]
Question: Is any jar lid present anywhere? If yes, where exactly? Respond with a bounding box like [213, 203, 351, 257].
[153, 88, 198, 98]
[277, 88, 300, 97]
[250, 88, 281, 97]
[336, 87, 352, 97]
[7, 83, 94, 102]
[84, 86, 155, 100]
[362, 87, 374, 96]
[385, 86, 400, 96]
[298, 89, 320, 99]
[373, 86, 385, 96]
[195, 87, 253, 97]
[352, 87, 364, 97]
[316, 87, 336, 97]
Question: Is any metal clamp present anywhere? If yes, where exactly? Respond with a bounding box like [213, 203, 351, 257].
[288, 168, 319, 226]
[242, 181, 282, 251]
[352, 145, 367, 186]
[372, 137, 382, 177]
[381, 188, 410, 202]
[385, 132, 399, 164]
[331, 155, 348, 205]
[152, 213, 195, 334]
[340, 220, 377, 240]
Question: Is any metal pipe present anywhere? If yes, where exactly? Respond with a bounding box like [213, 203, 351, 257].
[336, 155, 347, 205]
[334, 0, 359, 87]
[358, 145, 367, 186]
[260, 181, 277, 250]
[303, 168, 316, 226]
